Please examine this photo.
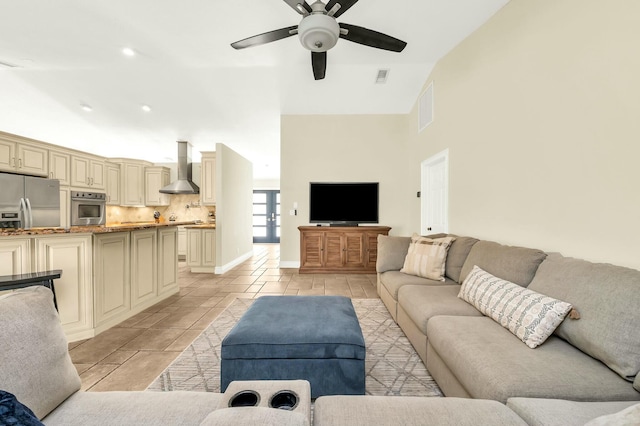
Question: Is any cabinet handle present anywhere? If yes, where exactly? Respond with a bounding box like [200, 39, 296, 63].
[11, 157, 15, 167]
[18, 158, 22, 168]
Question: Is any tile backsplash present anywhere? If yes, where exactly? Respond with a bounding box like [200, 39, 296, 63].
[106, 194, 213, 224]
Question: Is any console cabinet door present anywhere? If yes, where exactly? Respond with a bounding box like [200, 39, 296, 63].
[343, 232, 366, 269]
[93, 233, 131, 328]
[34, 235, 93, 340]
[300, 231, 324, 269]
[131, 229, 158, 308]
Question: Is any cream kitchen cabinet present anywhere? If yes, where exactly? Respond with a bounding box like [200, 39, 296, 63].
[34, 234, 93, 342]
[0, 238, 31, 276]
[105, 162, 121, 205]
[71, 154, 105, 190]
[93, 232, 131, 331]
[145, 166, 170, 206]
[131, 229, 158, 309]
[111, 159, 150, 206]
[177, 226, 187, 260]
[158, 227, 178, 295]
[49, 150, 71, 185]
[200, 151, 216, 205]
[0, 139, 48, 176]
[186, 227, 216, 273]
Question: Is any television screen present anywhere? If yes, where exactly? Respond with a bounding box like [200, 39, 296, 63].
[309, 182, 379, 225]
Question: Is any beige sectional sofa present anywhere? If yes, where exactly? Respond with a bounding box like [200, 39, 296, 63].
[2, 280, 639, 425]
[376, 233, 640, 405]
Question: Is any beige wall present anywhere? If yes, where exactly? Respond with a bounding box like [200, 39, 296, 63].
[408, 0, 640, 270]
[280, 0, 640, 272]
[215, 143, 254, 270]
[280, 114, 412, 266]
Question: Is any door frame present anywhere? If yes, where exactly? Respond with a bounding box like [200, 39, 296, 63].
[421, 149, 449, 234]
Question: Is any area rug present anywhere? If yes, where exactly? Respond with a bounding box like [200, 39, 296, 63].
[147, 298, 442, 397]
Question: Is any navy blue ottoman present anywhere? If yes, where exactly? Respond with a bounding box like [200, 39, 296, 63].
[220, 296, 365, 398]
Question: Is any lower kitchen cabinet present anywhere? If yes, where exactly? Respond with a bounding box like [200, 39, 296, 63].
[0, 237, 31, 276]
[186, 227, 216, 273]
[158, 227, 178, 295]
[131, 229, 158, 308]
[93, 232, 131, 330]
[177, 226, 187, 260]
[34, 234, 94, 342]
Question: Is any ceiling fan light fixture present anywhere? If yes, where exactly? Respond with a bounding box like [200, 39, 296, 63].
[298, 14, 340, 52]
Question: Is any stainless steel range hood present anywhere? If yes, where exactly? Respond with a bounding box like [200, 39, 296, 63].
[160, 141, 200, 194]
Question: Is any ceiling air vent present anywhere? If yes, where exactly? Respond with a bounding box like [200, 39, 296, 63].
[375, 69, 389, 84]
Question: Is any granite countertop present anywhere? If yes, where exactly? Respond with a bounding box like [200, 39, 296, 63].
[183, 223, 216, 229]
[0, 221, 204, 237]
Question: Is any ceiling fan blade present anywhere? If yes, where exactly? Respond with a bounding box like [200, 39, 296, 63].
[283, 0, 312, 15]
[231, 26, 298, 49]
[325, 0, 359, 18]
[339, 23, 407, 52]
[311, 51, 327, 80]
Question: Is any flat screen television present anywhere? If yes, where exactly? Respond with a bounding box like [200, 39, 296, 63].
[309, 182, 379, 226]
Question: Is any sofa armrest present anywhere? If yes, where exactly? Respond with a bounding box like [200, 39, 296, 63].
[376, 235, 411, 273]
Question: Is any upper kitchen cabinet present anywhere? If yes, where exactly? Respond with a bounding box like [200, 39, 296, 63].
[145, 166, 170, 206]
[200, 151, 216, 205]
[71, 154, 105, 190]
[110, 158, 151, 207]
[49, 149, 71, 186]
[0, 139, 49, 176]
[105, 162, 121, 205]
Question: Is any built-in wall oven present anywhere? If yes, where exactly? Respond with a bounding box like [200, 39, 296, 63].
[71, 191, 106, 226]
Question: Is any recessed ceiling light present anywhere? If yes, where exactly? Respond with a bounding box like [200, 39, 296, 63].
[81, 104, 93, 112]
[122, 47, 136, 57]
[141, 105, 152, 112]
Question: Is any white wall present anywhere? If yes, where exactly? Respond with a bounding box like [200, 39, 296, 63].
[280, 114, 412, 266]
[216, 143, 254, 270]
[407, 0, 640, 270]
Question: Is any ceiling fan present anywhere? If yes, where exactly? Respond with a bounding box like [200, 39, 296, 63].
[231, 0, 407, 80]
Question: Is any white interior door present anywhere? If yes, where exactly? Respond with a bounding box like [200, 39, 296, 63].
[421, 149, 449, 234]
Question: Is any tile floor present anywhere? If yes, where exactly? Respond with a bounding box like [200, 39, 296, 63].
[69, 244, 380, 392]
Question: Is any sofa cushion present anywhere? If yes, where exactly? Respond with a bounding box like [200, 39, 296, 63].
[426, 316, 640, 403]
[585, 403, 640, 426]
[445, 235, 479, 283]
[200, 407, 308, 426]
[528, 253, 640, 381]
[379, 271, 456, 300]
[459, 240, 547, 285]
[400, 234, 455, 281]
[397, 285, 482, 335]
[313, 395, 528, 426]
[459, 266, 573, 348]
[43, 391, 224, 426]
[0, 287, 81, 420]
[507, 398, 640, 426]
[376, 235, 411, 273]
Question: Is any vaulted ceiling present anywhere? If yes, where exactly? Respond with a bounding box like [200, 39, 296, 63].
[0, 0, 509, 179]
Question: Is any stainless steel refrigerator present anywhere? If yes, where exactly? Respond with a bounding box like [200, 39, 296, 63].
[0, 172, 60, 229]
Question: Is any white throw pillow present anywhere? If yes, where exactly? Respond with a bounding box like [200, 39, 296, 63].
[458, 265, 573, 348]
[400, 234, 455, 281]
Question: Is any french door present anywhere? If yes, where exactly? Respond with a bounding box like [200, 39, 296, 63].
[253, 190, 280, 243]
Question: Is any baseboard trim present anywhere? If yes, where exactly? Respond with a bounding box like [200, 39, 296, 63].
[279, 261, 300, 269]
[215, 250, 254, 274]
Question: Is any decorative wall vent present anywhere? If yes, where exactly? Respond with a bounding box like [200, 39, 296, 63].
[419, 82, 434, 131]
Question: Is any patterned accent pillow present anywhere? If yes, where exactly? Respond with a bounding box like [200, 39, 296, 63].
[400, 234, 455, 281]
[458, 265, 573, 348]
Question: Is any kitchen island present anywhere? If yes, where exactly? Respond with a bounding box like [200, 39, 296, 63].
[0, 221, 200, 341]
